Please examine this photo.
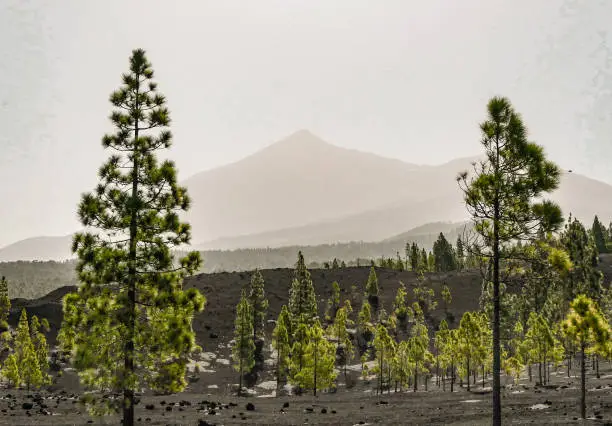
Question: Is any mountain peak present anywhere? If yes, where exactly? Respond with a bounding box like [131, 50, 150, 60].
[273, 129, 330, 148]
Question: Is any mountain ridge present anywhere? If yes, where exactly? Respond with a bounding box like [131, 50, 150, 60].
[2, 130, 612, 258]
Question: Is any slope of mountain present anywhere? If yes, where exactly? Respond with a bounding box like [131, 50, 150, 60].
[383, 221, 471, 243]
[3, 130, 612, 259]
[181, 129, 453, 245]
[0, 235, 74, 262]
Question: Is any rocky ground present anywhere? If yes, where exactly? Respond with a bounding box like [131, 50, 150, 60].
[3, 261, 612, 425]
[0, 362, 609, 425]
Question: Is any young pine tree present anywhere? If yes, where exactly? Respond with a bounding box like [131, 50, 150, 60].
[288, 251, 318, 333]
[14, 310, 42, 390]
[591, 215, 608, 253]
[58, 49, 205, 425]
[2, 354, 20, 388]
[365, 266, 379, 308]
[324, 281, 341, 323]
[410, 243, 419, 271]
[272, 305, 291, 388]
[232, 291, 255, 394]
[562, 295, 611, 419]
[457, 97, 562, 426]
[292, 321, 337, 396]
[30, 315, 51, 385]
[0, 276, 10, 332]
[248, 269, 268, 367]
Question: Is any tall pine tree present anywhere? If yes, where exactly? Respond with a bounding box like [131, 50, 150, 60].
[288, 251, 318, 335]
[232, 290, 255, 394]
[58, 49, 205, 425]
[457, 97, 562, 425]
[591, 215, 608, 253]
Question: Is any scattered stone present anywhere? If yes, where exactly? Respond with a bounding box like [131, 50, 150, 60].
[331, 410, 337, 414]
[246, 402, 255, 411]
[21, 403, 33, 410]
[145, 404, 155, 410]
[321, 408, 327, 414]
[283, 402, 290, 408]
[304, 407, 313, 413]
[209, 332, 218, 339]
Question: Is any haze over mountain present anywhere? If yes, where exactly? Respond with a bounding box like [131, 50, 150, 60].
[186, 130, 612, 250]
[3, 129, 612, 260]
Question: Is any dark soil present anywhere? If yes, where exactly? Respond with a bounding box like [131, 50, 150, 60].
[0, 364, 610, 425]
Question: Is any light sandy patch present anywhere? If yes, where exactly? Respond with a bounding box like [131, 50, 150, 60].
[207, 384, 218, 389]
[461, 400, 481, 403]
[216, 358, 230, 366]
[201, 352, 217, 362]
[257, 380, 277, 391]
[530, 404, 549, 410]
[257, 391, 276, 398]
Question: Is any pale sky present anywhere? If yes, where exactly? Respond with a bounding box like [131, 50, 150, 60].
[0, 0, 611, 247]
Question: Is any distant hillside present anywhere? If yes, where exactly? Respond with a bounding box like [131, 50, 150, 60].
[383, 221, 470, 243]
[0, 221, 471, 299]
[0, 235, 74, 262]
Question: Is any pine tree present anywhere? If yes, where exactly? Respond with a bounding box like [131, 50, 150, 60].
[57, 49, 205, 425]
[288, 251, 318, 334]
[290, 317, 311, 386]
[328, 305, 354, 381]
[591, 215, 608, 253]
[324, 281, 341, 323]
[456, 237, 465, 271]
[248, 269, 268, 369]
[395, 251, 404, 271]
[248, 269, 268, 341]
[357, 299, 374, 350]
[0, 276, 10, 332]
[2, 354, 20, 387]
[232, 290, 255, 394]
[457, 97, 562, 426]
[393, 282, 409, 326]
[561, 217, 604, 304]
[272, 305, 291, 388]
[292, 320, 337, 395]
[433, 233, 457, 272]
[408, 322, 433, 392]
[410, 243, 419, 271]
[441, 285, 452, 319]
[365, 266, 379, 306]
[562, 295, 611, 419]
[373, 324, 395, 394]
[13, 309, 43, 390]
[419, 248, 428, 272]
[30, 315, 51, 385]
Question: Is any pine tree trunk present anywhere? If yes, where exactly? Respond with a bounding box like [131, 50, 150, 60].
[580, 341, 586, 419]
[482, 365, 485, 389]
[239, 357, 243, 396]
[596, 355, 600, 379]
[538, 362, 542, 385]
[451, 362, 455, 392]
[313, 339, 318, 396]
[413, 367, 418, 392]
[466, 357, 470, 391]
[123, 88, 140, 426]
[492, 186, 501, 426]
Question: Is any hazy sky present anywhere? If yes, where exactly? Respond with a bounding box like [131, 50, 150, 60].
[1, 0, 611, 247]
